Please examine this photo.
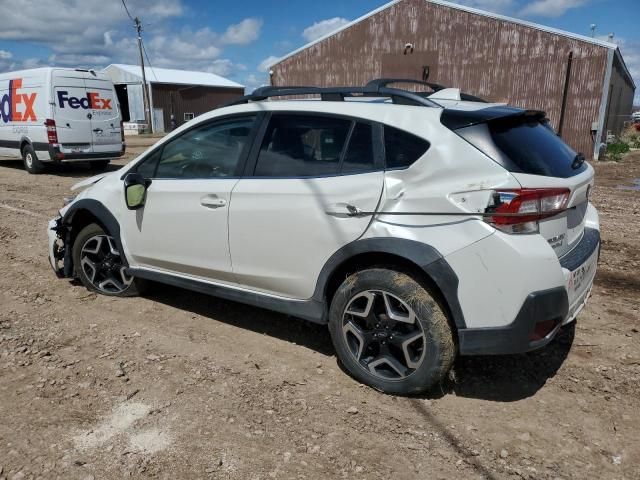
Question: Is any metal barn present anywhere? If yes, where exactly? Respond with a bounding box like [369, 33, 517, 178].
[269, 0, 636, 160]
[103, 64, 244, 133]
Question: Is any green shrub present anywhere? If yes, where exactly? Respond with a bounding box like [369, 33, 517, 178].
[606, 142, 630, 161]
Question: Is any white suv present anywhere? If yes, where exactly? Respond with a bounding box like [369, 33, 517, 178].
[48, 80, 600, 395]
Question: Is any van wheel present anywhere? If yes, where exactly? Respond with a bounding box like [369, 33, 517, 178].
[328, 269, 455, 395]
[22, 145, 45, 174]
[89, 160, 110, 171]
[72, 223, 146, 297]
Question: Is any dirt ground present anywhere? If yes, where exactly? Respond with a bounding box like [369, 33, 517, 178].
[0, 137, 639, 480]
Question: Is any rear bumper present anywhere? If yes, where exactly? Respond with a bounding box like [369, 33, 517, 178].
[48, 144, 125, 162]
[458, 287, 568, 355]
[456, 227, 600, 356]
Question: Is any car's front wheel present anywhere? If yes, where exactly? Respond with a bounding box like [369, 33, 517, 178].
[72, 223, 145, 297]
[329, 269, 455, 395]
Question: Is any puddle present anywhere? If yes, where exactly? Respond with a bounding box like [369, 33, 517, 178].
[616, 179, 640, 191]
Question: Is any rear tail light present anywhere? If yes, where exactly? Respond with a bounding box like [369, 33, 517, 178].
[485, 188, 570, 234]
[45, 119, 58, 144]
[120, 120, 126, 155]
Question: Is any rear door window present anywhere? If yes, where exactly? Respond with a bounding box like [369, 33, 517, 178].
[384, 126, 430, 169]
[254, 114, 351, 177]
[342, 123, 376, 174]
[488, 117, 587, 178]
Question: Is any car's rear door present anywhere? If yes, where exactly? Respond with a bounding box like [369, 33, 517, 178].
[229, 112, 385, 299]
[51, 69, 94, 155]
[84, 74, 122, 155]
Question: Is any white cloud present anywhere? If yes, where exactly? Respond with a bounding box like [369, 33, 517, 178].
[206, 59, 246, 77]
[244, 73, 269, 93]
[302, 17, 350, 42]
[520, 0, 589, 18]
[258, 55, 281, 73]
[0, 50, 12, 60]
[221, 18, 263, 45]
[450, 0, 514, 13]
[0, 0, 261, 82]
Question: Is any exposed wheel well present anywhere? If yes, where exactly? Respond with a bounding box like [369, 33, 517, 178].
[66, 209, 108, 250]
[19, 140, 31, 155]
[324, 252, 457, 335]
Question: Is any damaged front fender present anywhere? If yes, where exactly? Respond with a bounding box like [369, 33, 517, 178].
[48, 216, 73, 278]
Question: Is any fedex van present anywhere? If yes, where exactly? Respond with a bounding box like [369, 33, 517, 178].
[0, 67, 125, 174]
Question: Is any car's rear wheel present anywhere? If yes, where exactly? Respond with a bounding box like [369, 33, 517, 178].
[329, 269, 455, 395]
[22, 144, 45, 174]
[72, 223, 145, 297]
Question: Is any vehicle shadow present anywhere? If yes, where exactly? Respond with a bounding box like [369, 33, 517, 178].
[425, 323, 576, 402]
[0, 159, 121, 177]
[144, 281, 574, 402]
[143, 282, 335, 356]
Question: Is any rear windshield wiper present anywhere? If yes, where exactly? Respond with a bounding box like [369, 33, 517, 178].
[572, 153, 585, 170]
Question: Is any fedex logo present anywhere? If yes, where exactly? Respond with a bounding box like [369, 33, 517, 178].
[0, 79, 37, 123]
[57, 91, 112, 110]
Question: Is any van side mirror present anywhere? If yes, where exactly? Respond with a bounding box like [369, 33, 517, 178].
[124, 173, 151, 210]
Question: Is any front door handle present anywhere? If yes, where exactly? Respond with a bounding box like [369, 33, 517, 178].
[200, 195, 227, 209]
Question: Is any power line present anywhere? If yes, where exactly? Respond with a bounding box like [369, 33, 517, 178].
[141, 38, 158, 82]
[120, 0, 134, 21]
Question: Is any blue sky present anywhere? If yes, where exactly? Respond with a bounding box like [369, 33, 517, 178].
[0, 0, 638, 103]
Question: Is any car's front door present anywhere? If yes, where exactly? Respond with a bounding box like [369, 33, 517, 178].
[229, 113, 385, 299]
[120, 114, 259, 283]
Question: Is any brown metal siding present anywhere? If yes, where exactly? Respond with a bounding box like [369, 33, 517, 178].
[272, 0, 611, 159]
[604, 54, 636, 137]
[151, 84, 244, 132]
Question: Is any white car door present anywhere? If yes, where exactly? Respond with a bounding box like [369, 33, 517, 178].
[120, 115, 259, 283]
[229, 113, 385, 299]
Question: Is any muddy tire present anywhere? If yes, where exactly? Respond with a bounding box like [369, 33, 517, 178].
[328, 269, 455, 395]
[22, 144, 45, 174]
[72, 223, 146, 297]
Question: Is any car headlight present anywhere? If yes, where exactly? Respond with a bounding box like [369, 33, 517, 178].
[63, 196, 76, 207]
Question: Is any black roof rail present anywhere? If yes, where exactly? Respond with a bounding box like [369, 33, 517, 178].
[365, 78, 447, 92]
[367, 78, 488, 103]
[222, 82, 444, 108]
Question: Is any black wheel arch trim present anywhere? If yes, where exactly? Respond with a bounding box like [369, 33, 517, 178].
[61, 199, 128, 273]
[312, 237, 466, 329]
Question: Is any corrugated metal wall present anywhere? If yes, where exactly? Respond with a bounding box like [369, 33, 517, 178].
[604, 54, 636, 137]
[151, 84, 244, 132]
[272, 0, 612, 159]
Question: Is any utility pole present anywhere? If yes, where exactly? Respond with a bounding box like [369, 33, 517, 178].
[135, 17, 153, 133]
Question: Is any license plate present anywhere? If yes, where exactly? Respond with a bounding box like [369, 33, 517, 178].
[567, 245, 599, 297]
[71, 146, 84, 153]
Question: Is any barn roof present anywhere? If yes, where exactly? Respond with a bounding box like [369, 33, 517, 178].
[271, 0, 634, 88]
[103, 64, 244, 89]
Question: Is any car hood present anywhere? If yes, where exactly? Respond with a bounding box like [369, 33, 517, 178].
[71, 173, 111, 191]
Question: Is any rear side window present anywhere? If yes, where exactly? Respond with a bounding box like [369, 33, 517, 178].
[342, 123, 375, 174]
[254, 115, 351, 177]
[487, 118, 587, 178]
[384, 126, 430, 169]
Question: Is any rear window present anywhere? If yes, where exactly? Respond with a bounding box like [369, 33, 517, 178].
[384, 126, 430, 169]
[488, 117, 587, 178]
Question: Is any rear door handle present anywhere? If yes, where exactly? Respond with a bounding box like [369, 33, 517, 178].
[326, 203, 364, 217]
[200, 195, 227, 209]
[93, 128, 103, 133]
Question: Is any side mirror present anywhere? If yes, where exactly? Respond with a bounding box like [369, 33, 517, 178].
[124, 172, 151, 210]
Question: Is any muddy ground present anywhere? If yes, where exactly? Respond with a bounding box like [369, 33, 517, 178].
[0, 137, 639, 480]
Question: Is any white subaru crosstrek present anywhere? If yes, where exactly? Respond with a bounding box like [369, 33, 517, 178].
[48, 80, 600, 395]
